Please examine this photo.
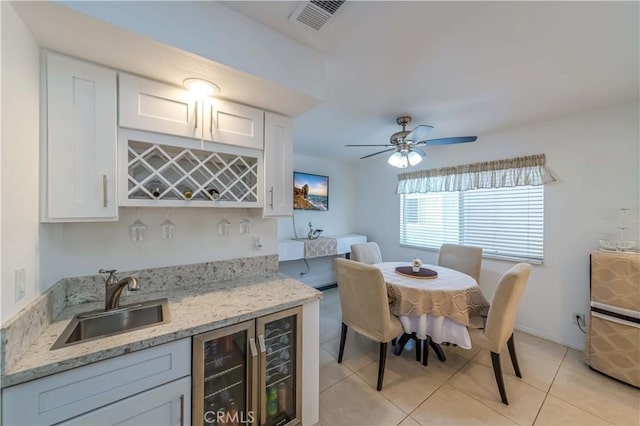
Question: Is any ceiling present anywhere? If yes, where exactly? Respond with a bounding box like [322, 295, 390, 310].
[222, 1, 639, 161]
[12, 1, 320, 118]
[12, 1, 639, 163]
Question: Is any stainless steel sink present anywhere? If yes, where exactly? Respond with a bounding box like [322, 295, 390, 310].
[51, 298, 170, 350]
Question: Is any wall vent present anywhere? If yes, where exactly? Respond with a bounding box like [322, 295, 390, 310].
[289, 1, 346, 31]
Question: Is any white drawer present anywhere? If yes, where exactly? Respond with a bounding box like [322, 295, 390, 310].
[2, 339, 190, 425]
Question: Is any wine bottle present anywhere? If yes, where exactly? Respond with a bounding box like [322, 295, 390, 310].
[277, 382, 288, 414]
[267, 385, 278, 416]
[226, 399, 239, 426]
[181, 187, 193, 199]
[207, 187, 220, 200]
[147, 180, 163, 198]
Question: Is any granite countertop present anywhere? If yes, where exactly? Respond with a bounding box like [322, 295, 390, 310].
[2, 273, 322, 388]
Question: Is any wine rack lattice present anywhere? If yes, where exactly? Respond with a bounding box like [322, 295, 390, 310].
[126, 141, 259, 205]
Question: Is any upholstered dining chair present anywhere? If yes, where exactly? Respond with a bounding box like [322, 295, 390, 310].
[334, 258, 403, 391]
[438, 243, 483, 283]
[350, 242, 383, 265]
[468, 263, 532, 405]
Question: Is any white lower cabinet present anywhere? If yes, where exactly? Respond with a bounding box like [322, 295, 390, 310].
[1, 339, 190, 425]
[61, 376, 190, 426]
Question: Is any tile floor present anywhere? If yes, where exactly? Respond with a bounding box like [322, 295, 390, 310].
[316, 288, 640, 426]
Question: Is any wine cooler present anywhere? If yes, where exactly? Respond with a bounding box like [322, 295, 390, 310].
[193, 307, 302, 426]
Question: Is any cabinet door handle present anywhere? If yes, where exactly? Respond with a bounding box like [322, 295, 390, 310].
[210, 104, 213, 133]
[194, 101, 198, 129]
[269, 187, 274, 209]
[179, 394, 184, 426]
[102, 175, 108, 208]
[249, 337, 258, 357]
[258, 334, 266, 353]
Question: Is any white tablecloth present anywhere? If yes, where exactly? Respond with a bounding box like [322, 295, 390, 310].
[398, 314, 472, 349]
[374, 262, 488, 349]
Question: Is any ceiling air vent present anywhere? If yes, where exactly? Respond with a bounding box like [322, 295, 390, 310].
[289, 0, 347, 31]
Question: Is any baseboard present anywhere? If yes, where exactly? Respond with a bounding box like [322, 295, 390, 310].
[515, 324, 585, 351]
[316, 283, 337, 292]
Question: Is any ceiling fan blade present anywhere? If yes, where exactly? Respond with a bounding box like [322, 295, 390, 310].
[404, 125, 434, 143]
[345, 144, 394, 147]
[422, 136, 478, 146]
[412, 147, 427, 157]
[360, 148, 396, 159]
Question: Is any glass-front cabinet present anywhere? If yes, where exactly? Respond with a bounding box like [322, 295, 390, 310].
[192, 307, 302, 426]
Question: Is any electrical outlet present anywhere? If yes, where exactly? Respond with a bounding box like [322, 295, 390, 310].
[252, 236, 263, 250]
[572, 312, 585, 325]
[14, 267, 26, 301]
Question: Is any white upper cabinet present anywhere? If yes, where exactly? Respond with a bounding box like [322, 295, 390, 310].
[119, 73, 200, 139]
[203, 98, 264, 150]
[42, 52, 118, 222]
[263, 112, 293, 217]
[119, 74, 264, 150]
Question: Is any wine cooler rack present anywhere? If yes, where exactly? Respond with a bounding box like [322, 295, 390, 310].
[193, 308, 302, 426]
[263, 317, 297, 426]
[202, 336, 247, 426]
[119, 132, 262, 207]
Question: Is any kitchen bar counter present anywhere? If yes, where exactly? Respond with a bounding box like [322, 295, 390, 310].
[2, 273, 322, 388]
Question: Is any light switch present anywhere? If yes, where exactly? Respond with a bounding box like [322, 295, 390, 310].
[15, 267, 26, 301]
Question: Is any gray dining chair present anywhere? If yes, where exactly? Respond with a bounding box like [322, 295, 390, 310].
[350, 242, 383, 265]
[468, 263, 532, 405]
[334, 258, 403, 391]
[437, 243, 483, 283]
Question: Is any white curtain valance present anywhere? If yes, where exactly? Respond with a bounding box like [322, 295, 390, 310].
[396, 154, 556, 194]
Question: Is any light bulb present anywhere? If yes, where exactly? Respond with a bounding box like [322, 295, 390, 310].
[183, 78, 219, 96]
[407, 150, 423, 166]
[387, 152, 404, 167]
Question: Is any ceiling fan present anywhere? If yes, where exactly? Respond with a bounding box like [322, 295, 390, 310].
[346, 116, 478, 168]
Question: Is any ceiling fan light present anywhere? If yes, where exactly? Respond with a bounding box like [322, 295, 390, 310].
[387, 151, 404, 167]
[388, 151, 410, 168]
[399, 153, 409, 168]
[407, 150, 423, 166]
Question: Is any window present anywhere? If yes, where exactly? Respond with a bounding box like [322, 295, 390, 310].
[400, 185, 544, 263]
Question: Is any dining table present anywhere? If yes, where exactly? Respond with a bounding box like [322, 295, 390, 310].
[373, 261, 490, 361]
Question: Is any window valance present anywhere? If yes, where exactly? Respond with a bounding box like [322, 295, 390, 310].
[396, 154, 556, 194]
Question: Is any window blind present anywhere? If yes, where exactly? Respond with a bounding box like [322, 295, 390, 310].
[400, 185, 544, 263]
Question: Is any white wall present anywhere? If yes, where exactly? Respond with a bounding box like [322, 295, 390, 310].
[0, 3, 283, 323]
[40, 208, 277, 281]
[1, 2, 41, 323]
[354, 101, 640, 350]
[278, 153, 358, 287]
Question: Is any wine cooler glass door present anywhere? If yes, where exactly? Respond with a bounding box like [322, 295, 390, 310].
[193, 321, 258, 426]
[257, 307, 302, 426]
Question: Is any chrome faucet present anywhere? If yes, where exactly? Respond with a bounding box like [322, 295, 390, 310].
[99, 269, 140, 310]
